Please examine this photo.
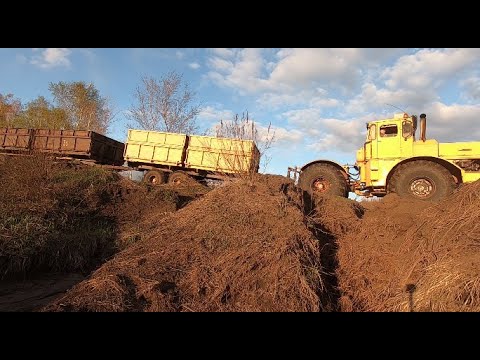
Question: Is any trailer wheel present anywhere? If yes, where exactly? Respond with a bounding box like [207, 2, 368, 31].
[298, 163, 348, 198]
[143, 170, 166, 186]
[168, 171, 192, 186]
[389, 160, 456, 201]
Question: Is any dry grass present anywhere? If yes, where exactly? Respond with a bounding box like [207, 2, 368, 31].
[44, 175, 328, 312]
[204, 112, 275, 184]
[0, 154, 120, 277]
[0, 154, 209, 280]
[334, 182, 480, 312]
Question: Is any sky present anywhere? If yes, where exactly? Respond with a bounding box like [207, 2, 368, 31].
[1, 48, 480, 176]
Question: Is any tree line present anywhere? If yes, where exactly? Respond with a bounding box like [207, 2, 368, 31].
[0, 71, 200, 135]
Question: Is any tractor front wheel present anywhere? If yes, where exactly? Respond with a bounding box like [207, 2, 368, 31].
[298, 163, 348, 198]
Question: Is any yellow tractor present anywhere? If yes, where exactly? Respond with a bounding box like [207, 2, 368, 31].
[289, 113, 480, 201]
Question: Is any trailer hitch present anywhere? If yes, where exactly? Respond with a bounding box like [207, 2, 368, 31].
[287, 166, 301, 183]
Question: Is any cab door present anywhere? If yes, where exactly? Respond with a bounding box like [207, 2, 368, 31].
[376, 124, 401, 158]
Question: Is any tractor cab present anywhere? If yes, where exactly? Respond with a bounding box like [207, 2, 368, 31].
[354, 113, 426, 194]
[359, 113, 418, 163]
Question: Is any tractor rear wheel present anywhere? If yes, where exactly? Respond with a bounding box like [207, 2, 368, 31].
[168, 171, 192, 186]
[298, 163, 348, 198]
[143, 170, 166, 186]
[389, 160, 456, 201]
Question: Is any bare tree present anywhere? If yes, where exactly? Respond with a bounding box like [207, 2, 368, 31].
[127, 71, 201, 133]
[213, 111, 276, 177]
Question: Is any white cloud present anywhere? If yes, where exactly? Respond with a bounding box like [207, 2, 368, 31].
[30, 48, 71, 69]
[257, 89, 341, 110]
[210, 48, 236, 58]
[305, 117, 368, 153]
[382, 48, 480, 90]
[206, 48, 268, 94]
[282, 109, 369, 153]
[310, 97, 341, 108]
[269, 48, 364, 89]
[283, 108, 324, 136]
[267, 126, 303, 146]
[257, 91, 311, 109]
[461, 77, 480, 100]
[204, 48, 480, 159]
[176, 50, 185, 59]
[209, 118, 302, 150]
[189, 62, 201, 70]
[198, 105, 235, 123]
[206, 48, 406, 97]
[344, 49, 480, 116]
[422, 102, 480, 141]
[345, 82, 438, 115]
[207, 56, 234, 72]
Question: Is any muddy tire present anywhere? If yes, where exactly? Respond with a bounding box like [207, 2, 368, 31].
[143, 170, 166, 186]
[168, 171, 192, 186]
[389, 160, 456, 201]
[298, 163, 348, 198]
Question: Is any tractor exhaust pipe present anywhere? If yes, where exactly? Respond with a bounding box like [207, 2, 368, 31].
[419, 113, 427, 142]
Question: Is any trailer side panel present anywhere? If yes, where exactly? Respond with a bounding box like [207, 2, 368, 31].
[124, 129, 187, 166]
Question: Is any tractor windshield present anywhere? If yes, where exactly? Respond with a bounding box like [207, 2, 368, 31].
[402, 120, 413, 139]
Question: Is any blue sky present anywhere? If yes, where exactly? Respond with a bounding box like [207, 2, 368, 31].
[2, 48, 480, 176]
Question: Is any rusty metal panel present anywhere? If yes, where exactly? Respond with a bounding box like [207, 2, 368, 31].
[90, 132, 125, 165]
[32, 129, 92, 154]
[0, 128, 33, 150]
[0, 127, 124, 165]
[124, 129, 187, 166]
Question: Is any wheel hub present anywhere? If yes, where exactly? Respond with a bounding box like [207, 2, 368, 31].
[312, 178, 331, 193]
[410, 178, 434, 198]
[148, 176, 158, 185]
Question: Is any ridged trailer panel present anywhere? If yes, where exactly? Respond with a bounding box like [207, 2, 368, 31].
[0, 128, 33, 150]
[124, 129, 187, 166]
[32, 129, 125, 165]
[186, 135, 260, 173]
[0, 127, 125, 165]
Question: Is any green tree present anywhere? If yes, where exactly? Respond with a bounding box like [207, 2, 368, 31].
[49, 81, 112, 134]
[0, 94, 22, 127]
[15, 96, 69, 129]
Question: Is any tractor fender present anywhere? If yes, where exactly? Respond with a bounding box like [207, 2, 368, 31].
[300, 159, 349, 180]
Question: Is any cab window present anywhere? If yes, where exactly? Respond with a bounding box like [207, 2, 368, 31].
[402, 121, 412, 138]
[379, 125, 398, 137]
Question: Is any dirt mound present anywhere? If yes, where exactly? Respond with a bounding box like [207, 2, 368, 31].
[311, 195, 365, 236]
[44, 175, 326, 312]
[0, 155, 120, 277]
[336, 183, 480, 312]
[0, 155, 207, 278]
[106, 179, 209, 250]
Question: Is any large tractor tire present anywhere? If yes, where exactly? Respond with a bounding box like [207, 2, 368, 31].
[298, 163, 348, 198]
[168, 171, 193, 186]
[389, 160, 456, 201]
[143, 170, 166, 186]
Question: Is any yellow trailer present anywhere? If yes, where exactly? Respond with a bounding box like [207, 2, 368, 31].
[124, 129, 260, 185]
[186, 135, 260, 174]
[124, 129, 187, 166]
